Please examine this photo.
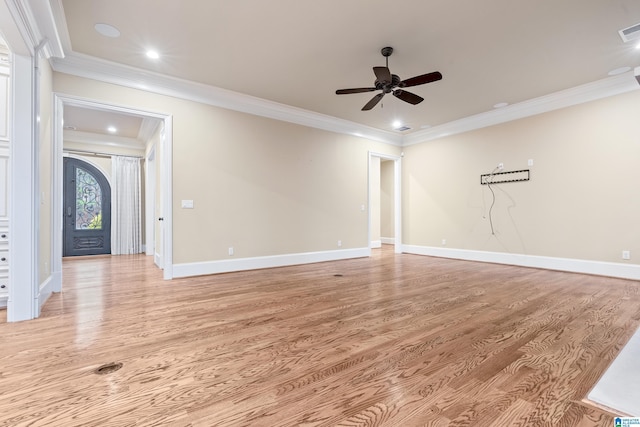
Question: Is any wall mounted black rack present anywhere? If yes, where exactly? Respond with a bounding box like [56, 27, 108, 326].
[480, 169, 530, 185]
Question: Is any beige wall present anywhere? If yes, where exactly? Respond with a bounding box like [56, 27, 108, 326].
[403, 89, 640, 264]
[53, 73, 400, 264]
[38, 59, 52, 285]
[380, 159, 394, 239]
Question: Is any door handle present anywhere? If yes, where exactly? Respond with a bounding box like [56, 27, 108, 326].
[67, 207, 72, 217]
[158, 217, 164, 221]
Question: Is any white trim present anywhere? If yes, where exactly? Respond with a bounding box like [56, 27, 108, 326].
[64, 130, 145, 151]
[50, 52, 402, 146]
[381, 237, 395, 244]
[8, 53, 37, 322]
[371, 240, 382, 249]
[52, 96, 63, 292]
[0, 297, 6, 308]
[402, 245, 640, 281]
[37, 274, 54, 309]
[25, 0, 64, 58]
[161, 120, 172, 279]
[403, 72, 640, 146]
[173, 247, 371, 278]
[144, 145, 155, 257]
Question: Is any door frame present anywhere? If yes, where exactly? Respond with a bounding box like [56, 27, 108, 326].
[368, 151, 402, 254]
[53, 94, 174, 280]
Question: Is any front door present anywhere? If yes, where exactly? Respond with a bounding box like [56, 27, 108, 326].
[63, 158, 111, 256]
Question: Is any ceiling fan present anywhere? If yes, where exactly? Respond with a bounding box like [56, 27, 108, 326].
[335, 47, 442, 111]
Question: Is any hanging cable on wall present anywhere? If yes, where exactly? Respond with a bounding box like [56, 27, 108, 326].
[480, 167, 530, 235]
[482, 167, 500, 235]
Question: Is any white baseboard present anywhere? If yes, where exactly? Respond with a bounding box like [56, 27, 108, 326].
[0, 296, 6, 308]
[381, 237, 395, 245]
[173, 247, 371, 278]
[371, 240, 382, 249]
[402, 245, 640, 281]
[38, 275, 55, 310]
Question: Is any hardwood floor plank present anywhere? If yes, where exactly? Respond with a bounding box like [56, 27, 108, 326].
[0, 247, 637, 425]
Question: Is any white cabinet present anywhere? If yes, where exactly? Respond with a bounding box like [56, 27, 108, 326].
[0, 52, 9, 306]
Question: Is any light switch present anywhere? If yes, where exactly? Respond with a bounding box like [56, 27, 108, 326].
[181, 200, 194, 209]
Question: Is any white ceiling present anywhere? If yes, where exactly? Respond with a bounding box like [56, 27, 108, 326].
[54, 0, 640, 136]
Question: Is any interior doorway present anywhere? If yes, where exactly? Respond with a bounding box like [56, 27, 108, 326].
[53, 95, 174, 280]
[369, 152, 402, 254]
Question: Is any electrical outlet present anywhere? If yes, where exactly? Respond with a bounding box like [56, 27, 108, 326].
[442, 239, 446, 246]
[228, 247, 234, 256]
[498, 162, 504, 170]
[337, 240, 342, 247]
[622, 250, 631, 260]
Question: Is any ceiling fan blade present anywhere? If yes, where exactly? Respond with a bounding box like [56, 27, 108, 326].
[336, 87, 377, 95]
[393, 89, 424, 105]
[401, 71, 443, 88]
[362, 93, 384, 111]
[373, 66, 392, 83]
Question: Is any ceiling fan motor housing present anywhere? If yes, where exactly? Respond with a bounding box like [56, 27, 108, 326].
[376, 74, 402, 92]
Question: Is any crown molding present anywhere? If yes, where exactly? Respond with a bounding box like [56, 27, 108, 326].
[403, 71, 640, 146]
[63, 129, 145, 150]
[51, 52, 403, 146]
[138, 117, 161, 142]
[4, 0, 64, 58]
[52, 50, 639, 149]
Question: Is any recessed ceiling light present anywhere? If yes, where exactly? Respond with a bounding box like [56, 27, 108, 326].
[392, 120, 402, 129]
[420, 124, 431, 129]
[94, 23, 121, 38]
[146, 50, 160, 60]
[608, 66, 631, 76]
[107, 126, 117, 133]
[63, 125, 77, 131]
[493, 102, 509, 108]
[636, 41, 640, 49]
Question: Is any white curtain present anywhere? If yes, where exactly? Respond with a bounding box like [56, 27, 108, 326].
[111, 156, 142, 255]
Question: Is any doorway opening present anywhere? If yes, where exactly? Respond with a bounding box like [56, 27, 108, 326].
[369, 152, 402, 254]
[53, 95, 174, 283]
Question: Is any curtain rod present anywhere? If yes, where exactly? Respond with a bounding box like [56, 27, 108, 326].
[63, 148, 144, 159]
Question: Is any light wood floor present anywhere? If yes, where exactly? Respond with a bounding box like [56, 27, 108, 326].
[1, 247, 639, 426]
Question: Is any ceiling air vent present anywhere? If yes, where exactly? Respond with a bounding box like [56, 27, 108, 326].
[619, 22, 640, 43]
[396, 126, 411, 132]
